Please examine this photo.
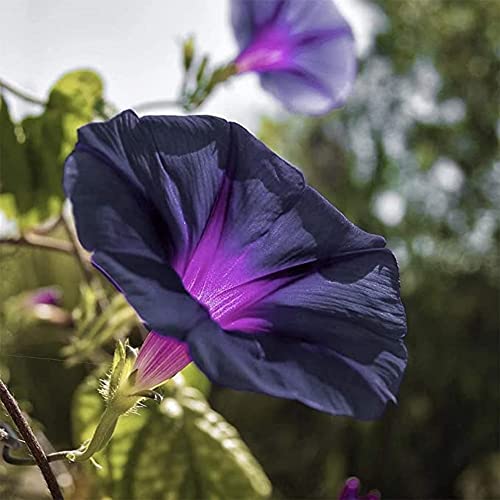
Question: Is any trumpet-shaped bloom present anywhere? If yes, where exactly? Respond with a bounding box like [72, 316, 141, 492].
[64, 110, 407, 419]
[231, 0, 356, 114]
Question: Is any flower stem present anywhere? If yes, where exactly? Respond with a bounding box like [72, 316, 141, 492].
[61, 210, 93, 281]
[0, 78, 46, 106]
[132, 99, 183, 113]
[67, 406, 121, 462]
[2, 446, 69, 466]
[0, 377, 64, 500]
[61, 209, 109, 312]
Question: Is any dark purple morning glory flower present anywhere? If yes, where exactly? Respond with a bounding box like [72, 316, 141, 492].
[63, 110, 407, 419]
[339, 477, 380, 500]
[231, 0, 356, 114]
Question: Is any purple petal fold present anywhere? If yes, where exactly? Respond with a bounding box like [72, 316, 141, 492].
[64, 111, 407, 419]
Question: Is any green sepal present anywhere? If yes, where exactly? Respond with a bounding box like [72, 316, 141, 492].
[130, 390, 163, 402]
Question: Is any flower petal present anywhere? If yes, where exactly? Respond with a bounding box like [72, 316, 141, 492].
[339, 477, 361, 500]
[276, 0, 350, 35]
[134, 331, 191, 391]
[188, 249, 406, 419]
[64, 111, 231, 338]
[231, 0, 350, 48]
[211, 124, 385, 273]
[231, 0, 356, 114]
[231, 0, 284, 50]
[260, 30, 356, 114]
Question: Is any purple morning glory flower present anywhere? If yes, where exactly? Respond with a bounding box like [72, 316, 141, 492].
[28, 287, 62, 307]
[231, 0, 356, 114]
[339, 477, 380, 500]
[63, 110, 407, 419]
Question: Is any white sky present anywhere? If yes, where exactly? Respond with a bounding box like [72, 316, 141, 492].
[1, 0, 376, 132]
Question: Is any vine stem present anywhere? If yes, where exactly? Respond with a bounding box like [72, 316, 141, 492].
[32, 215, 63, 235]
[0, 78, 46, 106]
[1, 233, 74, 254]
[0, 377, 64, 500]
[131, 99, 183, 113]
[61, 209, 109, 312]
[61, 210, 93, 282]
[3, 446, 71, 466]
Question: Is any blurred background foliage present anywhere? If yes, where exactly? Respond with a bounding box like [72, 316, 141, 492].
[0, 0, 498, 498]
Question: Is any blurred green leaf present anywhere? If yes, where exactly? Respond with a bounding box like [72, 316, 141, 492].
[47, 70, 103, 118]
[63, 286, 137, 366]
[179, 362, 211, 397]
[457, 453, 500, 499]
[0, 97, 32, 227]
[73, 371, 271, 499]
[0, 70, 103, 229]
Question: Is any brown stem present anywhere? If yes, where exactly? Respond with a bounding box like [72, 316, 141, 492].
[0, 233, 74, 254]
[131, 99, 183, 113]
[0, 377, 64, 500]
[61, 210, 109, 312]
[61, 211, 93, 281]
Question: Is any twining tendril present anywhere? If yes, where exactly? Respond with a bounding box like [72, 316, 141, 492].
[0, 379, 64, 500]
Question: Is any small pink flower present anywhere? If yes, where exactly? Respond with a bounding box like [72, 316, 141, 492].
[27, 287, 62, 306]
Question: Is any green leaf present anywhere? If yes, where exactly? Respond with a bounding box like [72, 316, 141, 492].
[179, 362, 211, 397]
[0, 70, 103, 229]
[47, 70, 104, 119]
[73, 372, 272, 499]
[0, 97, 31, 228]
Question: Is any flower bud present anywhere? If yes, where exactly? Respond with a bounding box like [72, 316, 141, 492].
[182, 35, 195, 71]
